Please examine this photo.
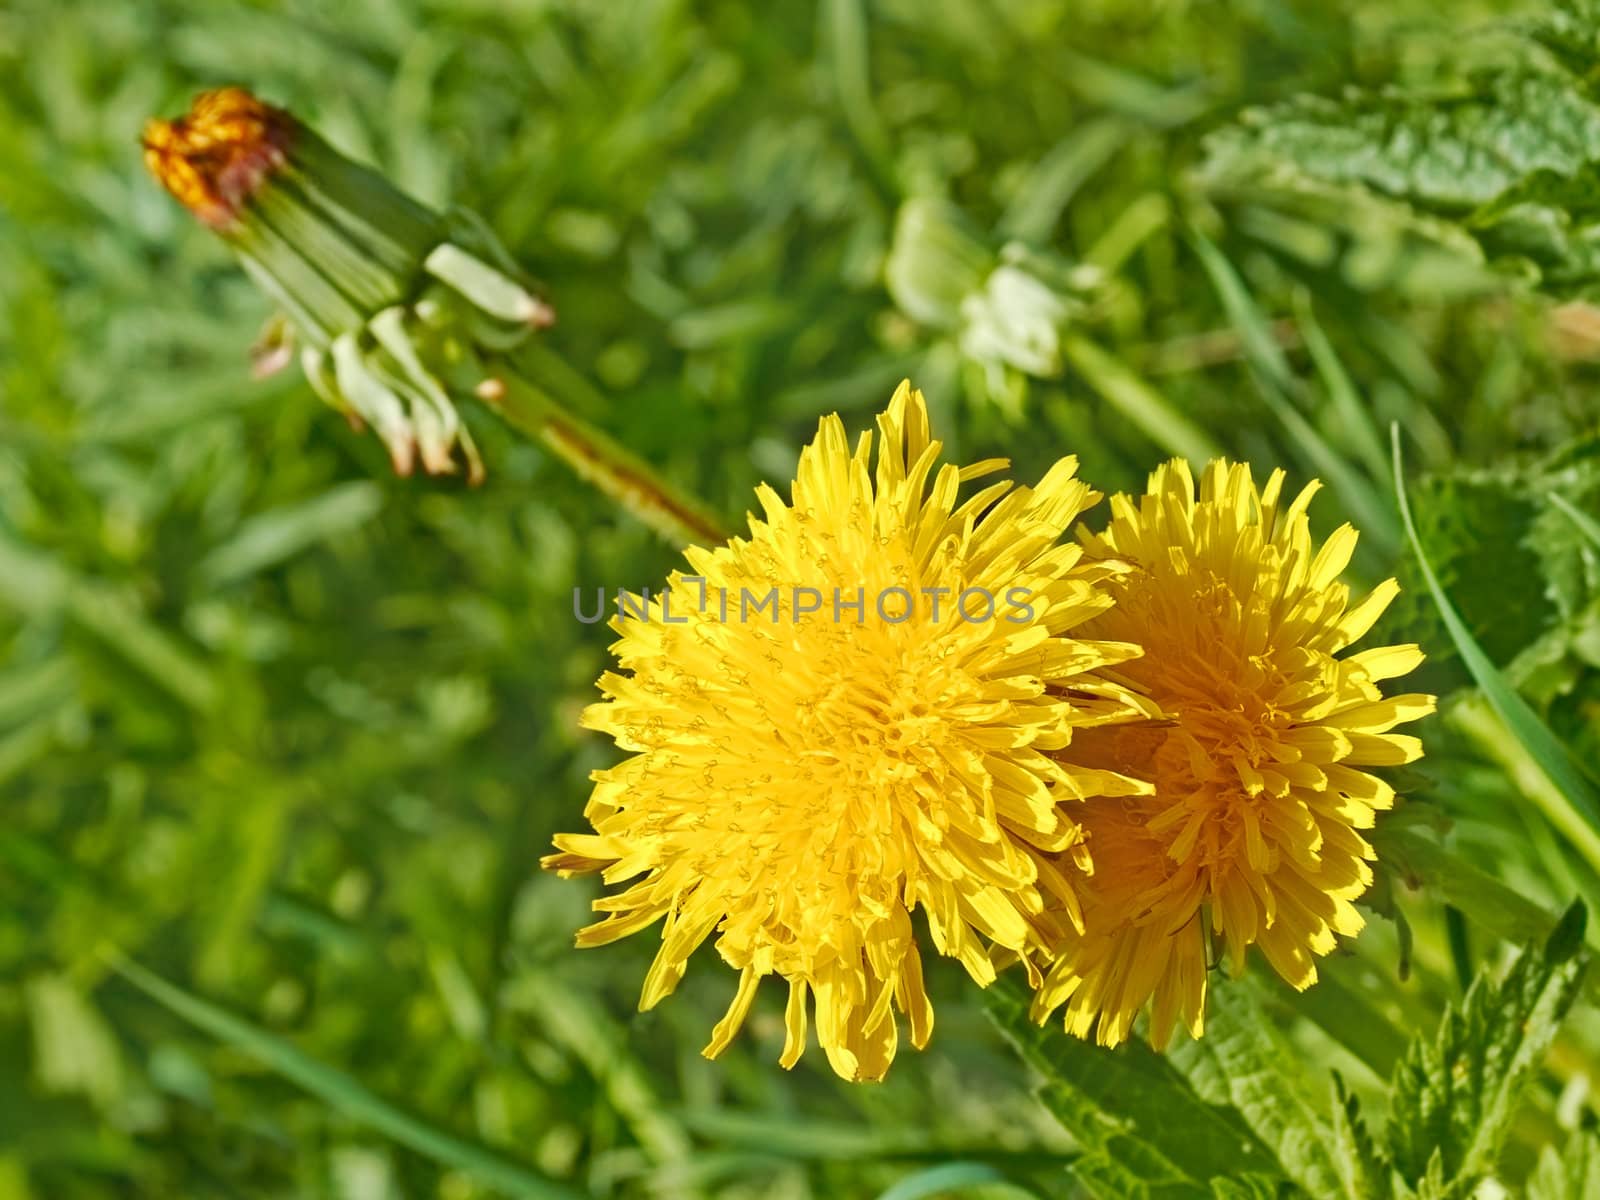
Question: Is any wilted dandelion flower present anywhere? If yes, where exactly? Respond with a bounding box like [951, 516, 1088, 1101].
[143, 87, 724, 546]
[1032, 459, 1434, 1047]
[545, 382, 1150, 1081]
[143, 87, 552, 483]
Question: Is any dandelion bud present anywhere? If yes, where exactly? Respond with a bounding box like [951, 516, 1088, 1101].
[143, 87, 554, 483]
[886, 199, 1085, 384]
[885, 198, 995, 331]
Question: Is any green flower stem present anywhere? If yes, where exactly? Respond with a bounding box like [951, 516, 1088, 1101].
[477, 370, 729, 547]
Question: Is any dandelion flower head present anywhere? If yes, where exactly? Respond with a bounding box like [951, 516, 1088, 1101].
[1033, 458, 1434, 1048]
[546, 382, 1149, 1081]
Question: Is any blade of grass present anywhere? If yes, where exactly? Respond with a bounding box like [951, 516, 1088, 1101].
[999, 117, 1129, 245]
[1061, 332, 1221, 466]
[504, 970, 693, 1171]
[1449, 698, 1600, 888]
[877, 1162, 1041, 1200]
[0, 532, 218, 711]
[1375, 824, 1600, 999]
[823, 0, 897, 200]
[1392, 426, 1600, 872]
[1191, 230, 1400, 554]
[1083, 192, 1171, 276]
[676, 1109, 1069, 1165]
[1190, 232, 1293, 393]
[1293, 290, 1390, 486]
[108, 954, 582, 1200]
[1055, 49, 1211, 127]
[1284, 962, 1411, 1079]
[197, 482, 385, 587]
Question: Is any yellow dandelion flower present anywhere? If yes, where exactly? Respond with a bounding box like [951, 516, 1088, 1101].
[1032, 458, 1435, 1048]
[544, 382, 1149, 1081]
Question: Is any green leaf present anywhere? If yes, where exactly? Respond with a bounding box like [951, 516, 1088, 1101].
[1205, 75, 1600, 213]
[196, 483, 386, 587]
[109, 955, 580, 1200]
[1166, 977, 1347, 1200]
[1199, 17, 1600, 298]
[1525, 0, 1600, 74]
[1330, 1073, 1390, 1200]
[1067, 1144, 1209, 1200]
[984, 977, 1282, 1199]
[1209, 1175, 1292, 1200]
[1385, 902, 1590, 1195]
[1188, 230, 1400, 554]
[1392, 426, 1600, 866]
[1061, 333, 1222, 468]
[1373, 826, 1595, 968]
[875, 1162, 1040, 1200]
[1549, 491, 1600, 556]
[1528, 1130, 1600, 1200]
[25, 973, 126, 1109]
[1283, 956, 1412, 1081]
[1532, 455, 1600, 621]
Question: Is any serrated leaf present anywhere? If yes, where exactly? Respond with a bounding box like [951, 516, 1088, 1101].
[1199, 24, 1600, 297]
[1205, 75, 1600, 212]
[1166, 977, 1347, 1200]
[1377, 468, 1555, 679]
[1330, 1073, 1391, 1200]
[1209, 1174, 1290, 1200]
[1372, 437, 1600, 743]
[984, 977, 1282, 1198]
[1386, 903, 1590, 1195]
[1068, 1142, 1210, 1200]
[1537, 460, 1600, 620]
[1524, 1, 1600, 78]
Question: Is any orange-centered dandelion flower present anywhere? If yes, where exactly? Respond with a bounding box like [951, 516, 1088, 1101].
[545, 382, 1150, 1081]
[1032, 458, 1434, 1048]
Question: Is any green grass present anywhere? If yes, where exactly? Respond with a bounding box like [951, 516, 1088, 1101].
[3, 0, 1600, 1197]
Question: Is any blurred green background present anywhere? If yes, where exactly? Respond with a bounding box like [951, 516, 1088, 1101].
[4, 0, 1600, 1196]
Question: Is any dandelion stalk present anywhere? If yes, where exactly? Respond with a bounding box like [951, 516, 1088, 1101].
[143, 88, 725, 547]
[470, 371, 726, 545]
